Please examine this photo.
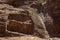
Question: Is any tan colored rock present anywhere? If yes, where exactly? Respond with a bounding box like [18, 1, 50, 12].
[0, 4, 49, 38]
[0, 4, 34, 35]
[0, 36, 47, 40]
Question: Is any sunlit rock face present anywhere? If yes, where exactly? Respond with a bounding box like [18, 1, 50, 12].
[43, 0, 60, 37]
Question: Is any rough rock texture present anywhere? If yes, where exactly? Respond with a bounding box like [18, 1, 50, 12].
[0, 4, 49, 38]
[0, 36, 45, 40]
[8, 14, 34, 34]
[0, 4, 34, 34]
[0, 0, 60, 40]
[43, 0, 60, 37]
[0, 36, 60, 40]
[0, 0, 37, 7]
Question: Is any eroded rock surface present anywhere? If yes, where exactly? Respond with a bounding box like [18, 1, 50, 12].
[43, 0, 60, 37]
[0, 4, 49, 38]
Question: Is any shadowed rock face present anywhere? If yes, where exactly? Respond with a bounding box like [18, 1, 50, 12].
[7, 13, 34, 34]
[0, 14, 8, 33]
[43, 0, 60, 37]
[0, 0, 36, 7]
[0, 0, 24, 7]
[0, 0, 14, 4]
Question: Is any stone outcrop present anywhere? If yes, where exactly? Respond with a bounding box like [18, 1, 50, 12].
[0, 4, 49, 38]
[0, 4, 34, 35]
[0, 0, 60, 40]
